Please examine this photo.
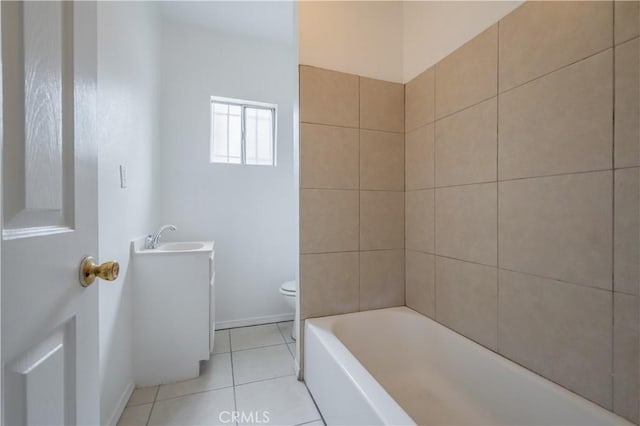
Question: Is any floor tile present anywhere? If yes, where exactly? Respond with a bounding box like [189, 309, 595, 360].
[235, 376, 320, 426]
[212, 329, 231, 354]
[148, 387, 235, 426]
[233, 345, 295, 385]
[118, 403, 152, 426]
[127, 386, 157, 407]
[231, 323, 286, 351]
[156, 353, 233, 401]
[277, 321, 295, 343]
[287, 343, 296, 359]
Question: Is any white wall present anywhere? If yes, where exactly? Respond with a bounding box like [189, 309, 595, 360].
[403, 1, 522, 82]
[298, 0, 521, 84]
[299, 1, 404, 83]
[157, 18, 298, 328]
[97, 3, 158, 424]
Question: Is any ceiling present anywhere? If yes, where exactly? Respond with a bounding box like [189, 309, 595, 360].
[157, 1, 296, 45]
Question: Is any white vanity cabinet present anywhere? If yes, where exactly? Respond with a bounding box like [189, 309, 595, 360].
[131, 240, 215, 386]
[209, 252, 216, 353]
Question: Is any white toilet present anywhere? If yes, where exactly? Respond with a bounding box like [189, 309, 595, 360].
[279, 280, 298, 341]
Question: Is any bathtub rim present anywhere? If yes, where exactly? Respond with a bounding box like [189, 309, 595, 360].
[305, 311, 416, 425]
[304, 306, 633, 426]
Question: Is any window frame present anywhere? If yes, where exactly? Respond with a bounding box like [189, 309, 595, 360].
[210, 96, 278, 167]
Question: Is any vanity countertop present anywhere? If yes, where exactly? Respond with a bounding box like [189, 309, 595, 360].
[131, 238, 214, 255]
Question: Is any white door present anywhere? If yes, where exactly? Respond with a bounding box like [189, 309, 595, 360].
[1, 2, 103, 425]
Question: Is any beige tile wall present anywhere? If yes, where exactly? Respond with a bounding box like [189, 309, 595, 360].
[405, 1, 639, 422]
[299, 1, 638, 422]
[299, 66, 405, 321]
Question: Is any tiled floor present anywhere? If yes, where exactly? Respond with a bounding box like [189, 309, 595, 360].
[119, 321, 323, 426]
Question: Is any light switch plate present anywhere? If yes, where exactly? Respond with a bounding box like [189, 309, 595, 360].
[119, 165, 127, 189]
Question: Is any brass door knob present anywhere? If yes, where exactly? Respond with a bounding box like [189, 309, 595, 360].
[79, 257, 120, 287]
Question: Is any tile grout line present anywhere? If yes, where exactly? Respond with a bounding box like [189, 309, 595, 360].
[498, 265, 616, 295]
[390, 166, 617, 193]
[285, 340, 296, 359]
[434, 94, 498, 126]
[497, 44, 614, 97]
[153, 384, 235, 404]
[496, 18, 501, 354]
[301, 379, 327, 426]
[463, 316, 616, 411]
[357, 77, 362, 312]
[359, 127, 404, 135]
[433, 65, 438, 321]
[614, 33, 640, 48]
[275, 321, 295, 349]
[419, 44, 625, 143]
[614, 164, 640, 171]
[413, 250, 618, 296]
[305, 40, 635, 138]
[402, 90, 407, 307]
[610, 1, 616, 410]
[229, 329, 238, 426]
[144, 384, 160, 426]
[234, 372, 298, 389]
[464, 168, 610, 186]
[406, 117, 437, 136]
[301, 248, 404, 256]
[229, 330, 292, 355]
[294, 420, 323, 426]
[300, 119, 404, 135]
[218, 320, 294, 332]
[298, 70, 304, 332]
[149, 373, 300, 406]
[231, 326, 295, 390]
[231, 341, 292, 353]
[301, 187, 405, 193]
[139, 321, 310, 422]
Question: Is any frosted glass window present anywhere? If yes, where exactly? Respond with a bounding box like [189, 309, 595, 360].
[211, 103, 242, 164]
[210, 97, 276, 166]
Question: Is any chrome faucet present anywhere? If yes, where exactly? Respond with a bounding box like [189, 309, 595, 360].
[145, 224, 177, 249]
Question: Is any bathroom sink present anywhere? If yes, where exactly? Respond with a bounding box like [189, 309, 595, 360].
[132, 240, 214, 254]
[131, 237, 215, 385]
[155, 242, 207, 252]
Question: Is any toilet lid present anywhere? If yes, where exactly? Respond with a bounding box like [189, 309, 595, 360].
[281, 280, 296, 293]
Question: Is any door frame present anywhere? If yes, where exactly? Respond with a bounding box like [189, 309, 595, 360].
[0, 2, 4, 423]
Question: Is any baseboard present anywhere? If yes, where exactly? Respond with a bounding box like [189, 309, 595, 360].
[215, 312, 294, 330]
[105, 381, 135, 426]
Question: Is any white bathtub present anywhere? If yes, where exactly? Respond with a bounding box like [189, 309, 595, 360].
[304, 307, 632, 426]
